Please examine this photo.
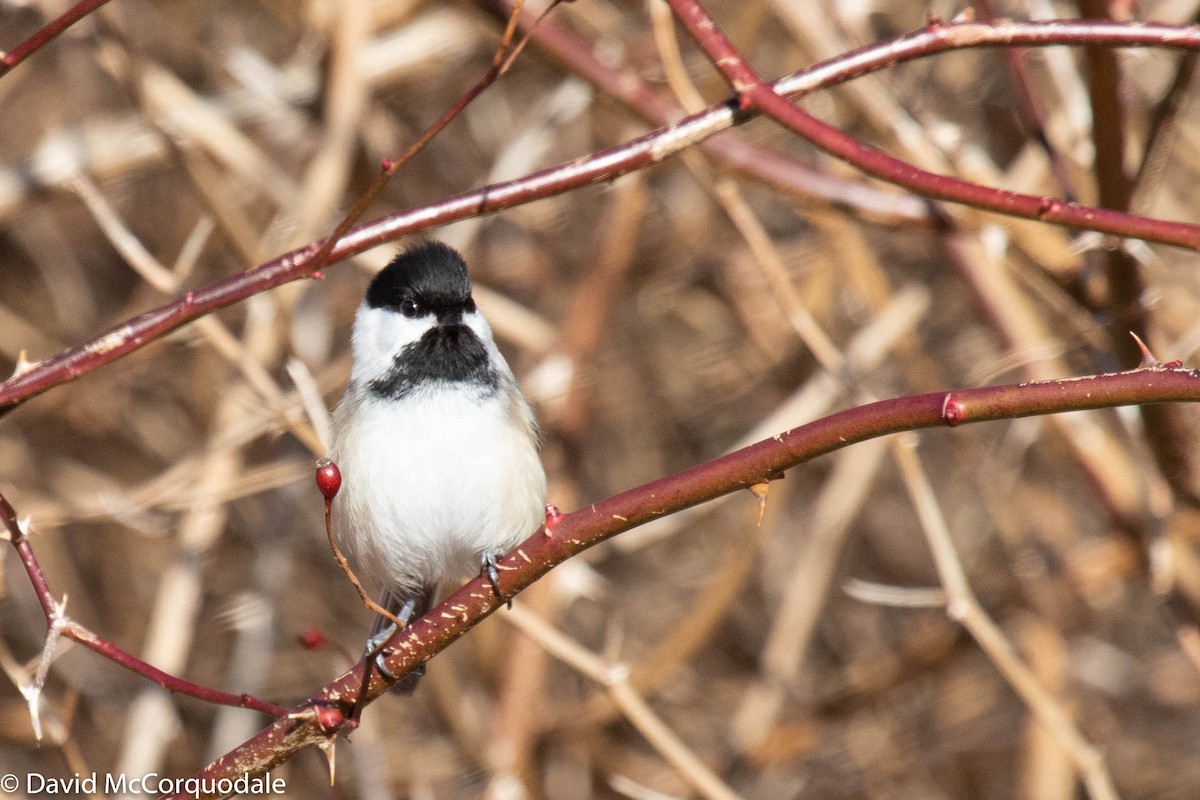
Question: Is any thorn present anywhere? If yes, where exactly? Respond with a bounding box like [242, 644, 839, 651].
[927, 10, 944, 25]
[1130, 332, 1163, 368]
[19, 681, 42, 742]
[747, 482, 770, 526]
[318, 737, 337, 785]
[11, 350, 35, 379]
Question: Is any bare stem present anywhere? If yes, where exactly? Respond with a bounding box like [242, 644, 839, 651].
[668, 0, 1200, 246]
[0, 0, 112, 77]
[0, 492, 287, 720]
[323, 496, 403, 631]
[303, 1, 533, 278]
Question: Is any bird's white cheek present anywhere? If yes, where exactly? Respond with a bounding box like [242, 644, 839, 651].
[349, 305, 428, 383]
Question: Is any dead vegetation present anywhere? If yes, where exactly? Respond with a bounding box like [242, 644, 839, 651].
[3, 0, 1200, 798]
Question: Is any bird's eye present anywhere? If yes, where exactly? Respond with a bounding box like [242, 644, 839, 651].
[399, 298, 422, 318]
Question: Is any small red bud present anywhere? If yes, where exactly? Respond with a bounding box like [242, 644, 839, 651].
[942, 393, 965, 427]
[316, 458, 342, 499]
[543, 503, 562, 535]
[381, 158, 395, 172]
[310, 270, 326, 280]
[299, 627, 327, 650]
[313, 703, 346, 733]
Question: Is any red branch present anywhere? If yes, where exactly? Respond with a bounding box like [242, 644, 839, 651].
[184, 366, 1200, 792]
[0, 0, 113, 77]
[0, 493, 287, 719]
[667, 0, 1200, 249]
[6, 18, 1200, 416]
[303, 0, 538, 279]
[477, 0, 936, 225]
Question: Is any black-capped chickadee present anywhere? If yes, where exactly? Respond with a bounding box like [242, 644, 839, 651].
[328, 241, 546, 688]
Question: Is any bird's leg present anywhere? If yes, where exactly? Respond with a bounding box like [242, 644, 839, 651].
[364, 592, 427, 690]
[481, 551, 510, 608]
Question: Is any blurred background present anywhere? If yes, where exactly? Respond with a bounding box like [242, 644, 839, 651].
[3, 0, 1200, 797]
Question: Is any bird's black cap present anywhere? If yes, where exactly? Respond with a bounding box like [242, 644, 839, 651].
[366, 241, 473, 315]
[364, 242, 497, 400]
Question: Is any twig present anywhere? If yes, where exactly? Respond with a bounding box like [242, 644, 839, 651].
[892, 435, 1119, 800]
[0, 492, 287, 721]
[974, 0, 1078, 200]
[315, 460, 403, 630]
[302, 0, 540, 277]
[667, 2, 1200, 246]
[0, 0, 112, 77]
[505, 606, 744, 800]
[482, 0, 934, 225]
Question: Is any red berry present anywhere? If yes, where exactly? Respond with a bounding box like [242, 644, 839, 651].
[298, 627, 327, 650]
[315, 458, 342, 499]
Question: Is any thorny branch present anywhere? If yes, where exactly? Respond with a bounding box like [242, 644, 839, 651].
[0, 492, 288, 724]
[184, 366, 1200, 793]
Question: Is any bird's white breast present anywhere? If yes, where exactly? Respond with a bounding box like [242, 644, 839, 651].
[328, 383, 545, 593]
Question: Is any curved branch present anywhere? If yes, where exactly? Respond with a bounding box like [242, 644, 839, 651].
[669, 1, 1200, 249]
[184, 366, 1200, 793]
[7, 18, 1200, 416]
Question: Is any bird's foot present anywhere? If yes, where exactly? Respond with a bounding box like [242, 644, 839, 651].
[481, 551, 510, 608]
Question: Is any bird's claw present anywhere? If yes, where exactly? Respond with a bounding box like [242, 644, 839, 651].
[482, 552, 510, 608]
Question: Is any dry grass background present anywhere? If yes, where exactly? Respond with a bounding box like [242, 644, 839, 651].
[3, 0, 1200, 798]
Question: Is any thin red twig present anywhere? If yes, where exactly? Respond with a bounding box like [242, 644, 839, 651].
[0, 492, 288, 719]
[0, 0, 113, 77]
[303, 0, 537, 279]
[183, 365, 1200, 793]
[973, 0, 1078, 200]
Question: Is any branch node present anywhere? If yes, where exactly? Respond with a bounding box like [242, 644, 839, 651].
[318, 738, 336, 786]
[289, 701, 352, 737]
[543, 502, 563, 536]
[941, 392, 965, 426]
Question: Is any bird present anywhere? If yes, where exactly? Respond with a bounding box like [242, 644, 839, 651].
[328, 241, 546, 690]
